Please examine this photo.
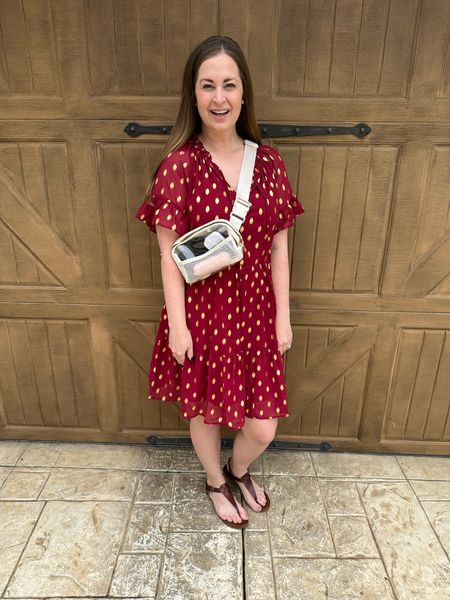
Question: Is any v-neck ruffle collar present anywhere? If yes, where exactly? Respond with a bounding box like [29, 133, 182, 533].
[191, 134, 211, 159]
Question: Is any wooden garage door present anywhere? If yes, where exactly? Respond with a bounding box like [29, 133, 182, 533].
[1, 0, 449, 454]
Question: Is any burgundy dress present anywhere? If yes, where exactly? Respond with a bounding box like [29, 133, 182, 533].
[136, 135, 304, 430]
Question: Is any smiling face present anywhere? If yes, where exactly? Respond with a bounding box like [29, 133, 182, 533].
[194, 52, 244, 136]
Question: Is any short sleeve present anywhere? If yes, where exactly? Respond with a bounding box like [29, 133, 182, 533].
[272, 150, 305, 234]
[135, 150, 190, 236]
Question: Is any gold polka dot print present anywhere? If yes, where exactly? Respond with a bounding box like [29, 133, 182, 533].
[135, 134, 305, 430]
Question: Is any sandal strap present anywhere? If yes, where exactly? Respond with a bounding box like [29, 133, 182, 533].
[225, 458, 258, 504]
[205, 481, 243, 517]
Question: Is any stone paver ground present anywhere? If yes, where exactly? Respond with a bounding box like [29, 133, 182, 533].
[1, 440, 449, 599]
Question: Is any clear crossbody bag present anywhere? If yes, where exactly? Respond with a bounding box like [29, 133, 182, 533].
[171, 140, 258, 284]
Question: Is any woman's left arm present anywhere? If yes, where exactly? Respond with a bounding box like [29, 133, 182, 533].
[270, 229, 293, 354]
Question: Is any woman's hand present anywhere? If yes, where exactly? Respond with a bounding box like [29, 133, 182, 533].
[276, 313, 293, 354]
[169, 325, 194, 365]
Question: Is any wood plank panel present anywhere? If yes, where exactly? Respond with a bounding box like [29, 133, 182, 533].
[13, 236, 40, 285]
[190, 0, 219, 49]
[276, 0, 308, 97]
[42, 143, 77, 251]
[413, 147, 450, 263]
[338, 352, 368, 437]
[313, 146, 349, 290]
[27, 320, 61, 427]
[0, 320, 24, 425]
[0, 142, 77, 250]
[47, 321, 80, 427]
[65, 321, 98, 427]
[442, 29, 450, 97]
[384, 329, 450, 442]
[410, 0, 450, 98]
[406, 236, 450, 297]
[97, 143, 132, 287]
[0, 0, 33, 92]
[86, 0, 117, 95]
[329, 0, 363, 96]
[0, 159, 62, 287]
[220, 0, 276, 106]
[381, 142, 428, 296]
[381, 142, 450, 298]
[0, 0, 449, 453]
[355, 146, 397, 292]
[0, 318, 99, 430]
[139, 0, 166, 94]
[354, 0, 390, 95]
[8, 320, 44, 425]
[0, 144, 27, 198]
[165, 0, 193, 94]
[116, 329, 184, 433]
[276, 0, 420, 98]
[21, 0, 59, 94]
[125, 145, 155, 289]
[0, 224, 18, 285]
[280, 143, 397, 293]
[100, 140, 175, 289]
[303, 0, 334, 96]
[0, 0, 59, 95]
[114, 0, 142, 95]
[333, 147, 372, 290]
[85, 0, 221, 98]
[280, 324, 375, 438]
[19, 144, 52, 219]
[0, 143, 84, 286]
[404, 331, 447, 440]
[378, 0, 418, 96]
[117, 343, 144, 430]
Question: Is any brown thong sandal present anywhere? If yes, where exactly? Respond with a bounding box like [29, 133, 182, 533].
[223, 457, 271, 513]
[205, 480, 248, 529]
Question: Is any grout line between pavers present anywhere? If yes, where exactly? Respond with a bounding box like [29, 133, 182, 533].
[0, 469, 15, 497]
[262, 457, 289, 600]
[105, 468, 141, 597]
[1, 495, 47, 598]
[0, 469, 51, 502]
[315, 466, 338, 560]
[354, 481, 400, 600]
[405, 480, 450, 565]
[266, 554, 398, 561]
[394, 456, 450, 561]
[155, 471, 177, 600]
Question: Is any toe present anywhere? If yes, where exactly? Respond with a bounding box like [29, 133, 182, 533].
[239, 479, 267, 511]
[245, 494, 261, 511]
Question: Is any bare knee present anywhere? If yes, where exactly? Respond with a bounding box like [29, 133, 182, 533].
[245, 419, 277, 447]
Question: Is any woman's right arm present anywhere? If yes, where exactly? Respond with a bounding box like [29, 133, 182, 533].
[156, 225, 194, 364]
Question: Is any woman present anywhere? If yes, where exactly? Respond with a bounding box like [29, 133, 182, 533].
[136, 36, 304, 529]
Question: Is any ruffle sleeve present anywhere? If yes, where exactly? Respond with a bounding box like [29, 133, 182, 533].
[257, 145, 305, 234]
[135, 150, 190, 236]
[273, 150, 305, 233]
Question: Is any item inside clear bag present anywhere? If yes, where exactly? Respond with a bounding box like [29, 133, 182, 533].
[184, 236, 242, 281]
[173, 224, 231, 261]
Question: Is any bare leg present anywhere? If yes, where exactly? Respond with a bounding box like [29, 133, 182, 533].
[230, 417, 278, 511]
[189, 415, 248, 524]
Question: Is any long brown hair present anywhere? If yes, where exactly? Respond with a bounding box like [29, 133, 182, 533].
[151, 35, 261, 179]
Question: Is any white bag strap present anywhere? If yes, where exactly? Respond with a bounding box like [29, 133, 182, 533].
[229, 139, 258, 232]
